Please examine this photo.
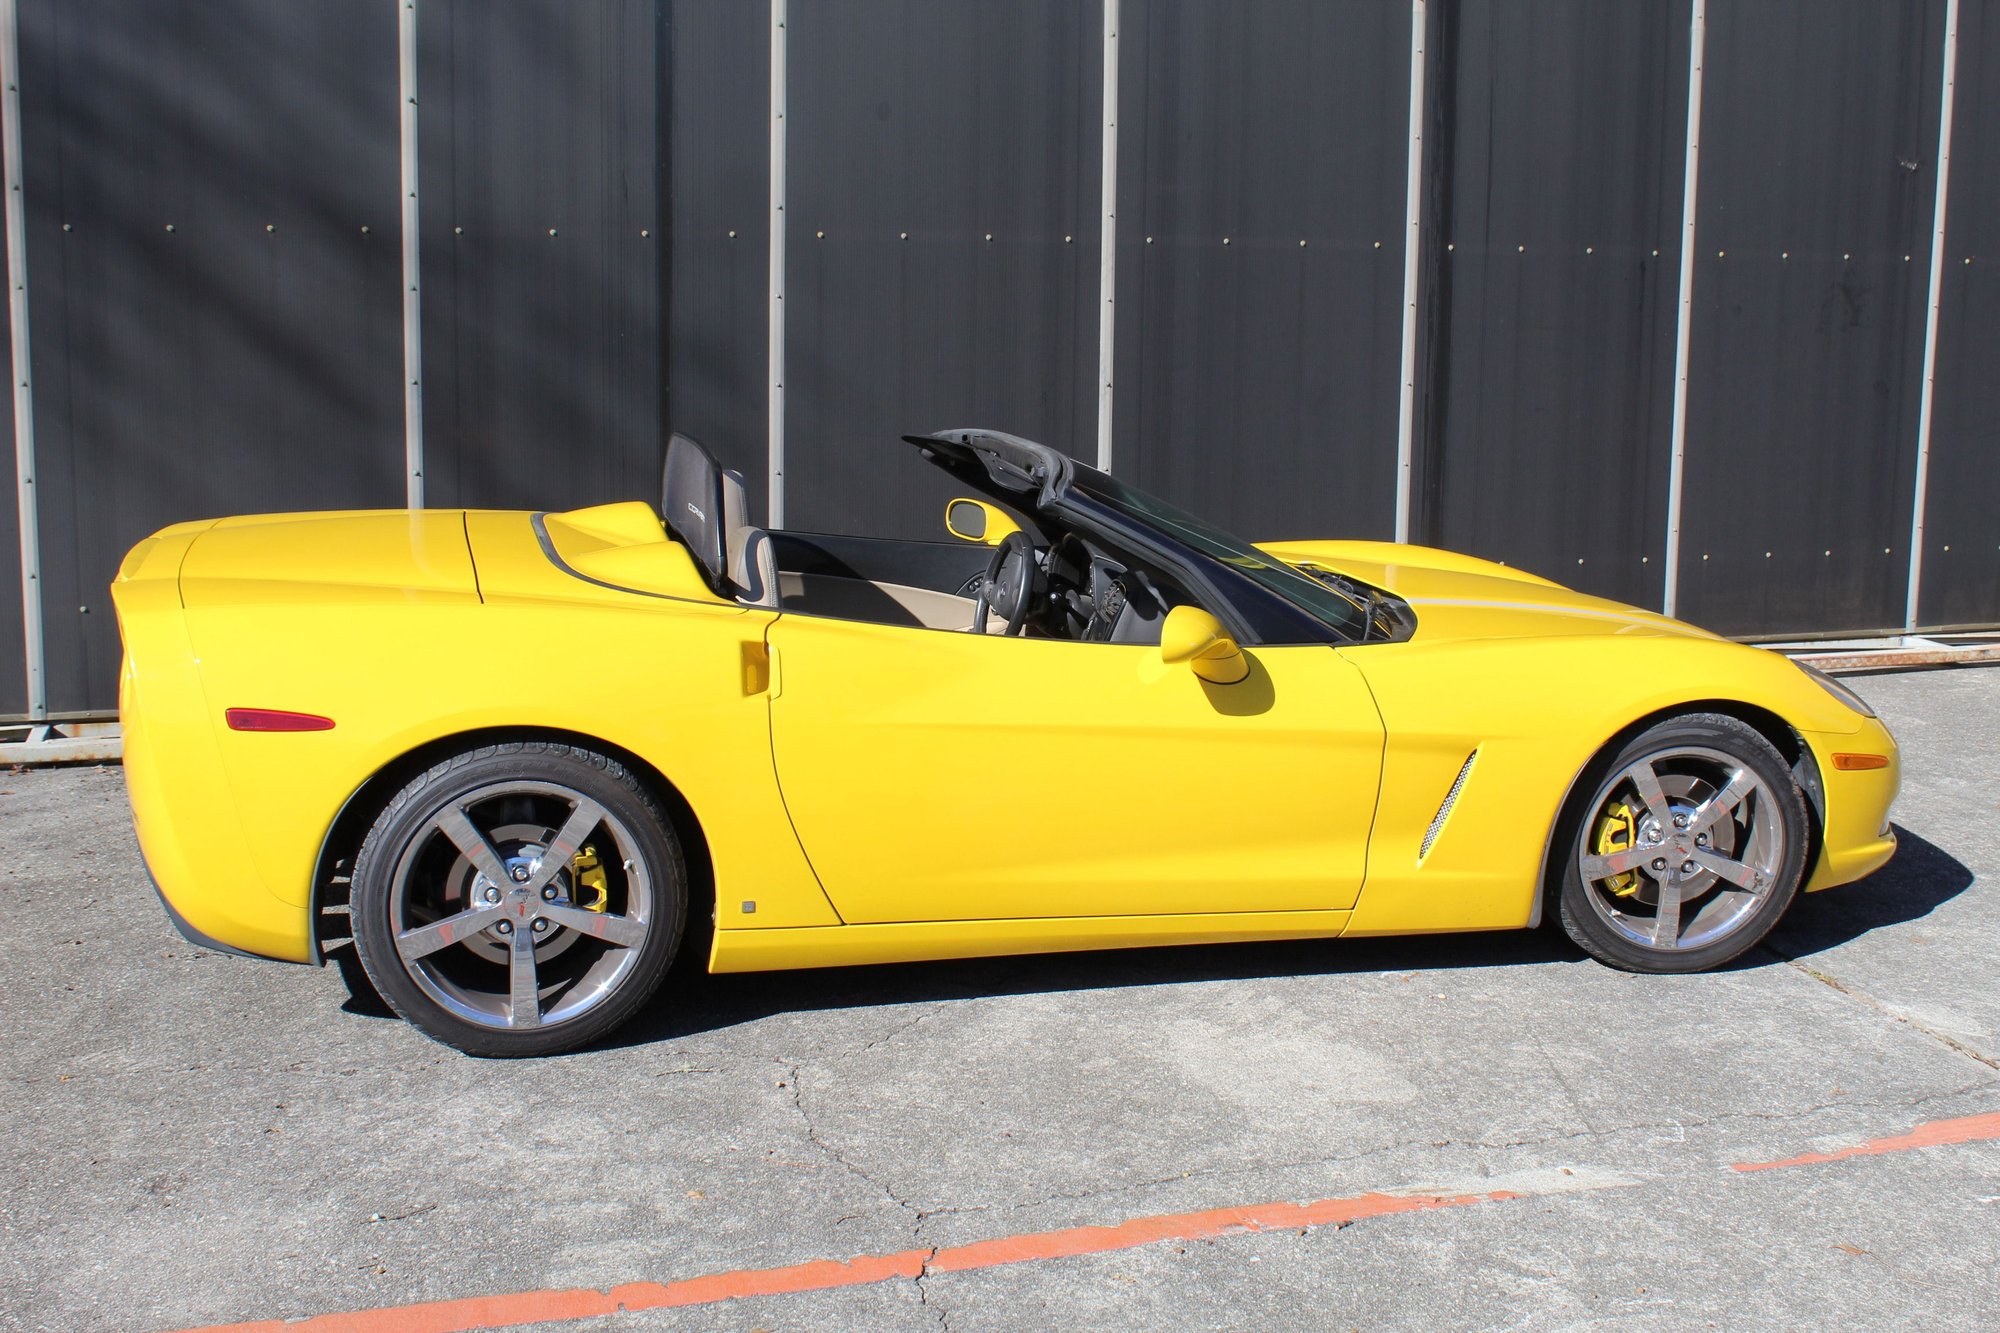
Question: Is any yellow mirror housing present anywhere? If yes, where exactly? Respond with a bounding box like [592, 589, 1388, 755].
[1158, 605, 1250, 684]
[944, 498, 1021, 546]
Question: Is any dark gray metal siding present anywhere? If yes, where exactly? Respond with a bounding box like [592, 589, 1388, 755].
[783, 0, 1099, 538]
[1419, 0, 1687, 610]
[417, 0, 664, 513]
[4, 3, 1999, 718]
[1114, 0, 1405, 543]
[1676, 0, 1945, 637]
[17, 0, 405, 713]
[666, 0, 769, 506]
[1921, 0, 2000, 629]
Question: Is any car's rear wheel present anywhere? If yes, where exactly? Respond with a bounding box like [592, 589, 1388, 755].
[349, 741, 685, 1056]
[1556, 713, 1808, 973]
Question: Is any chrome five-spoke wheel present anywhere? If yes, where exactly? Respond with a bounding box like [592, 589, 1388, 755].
[351, 743, 686, 1056]
[1557, 713, 1808, 972]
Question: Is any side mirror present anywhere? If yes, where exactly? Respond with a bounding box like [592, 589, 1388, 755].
[1159, 605, 1250, 684]
[944, 498, 1021, 546]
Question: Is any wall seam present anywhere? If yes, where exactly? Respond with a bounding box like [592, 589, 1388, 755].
[1661, 0, 1707, 617]
[1, 0, 42, 717]
[1906, 0, 1960, 631]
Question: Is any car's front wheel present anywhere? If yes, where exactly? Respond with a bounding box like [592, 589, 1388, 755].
[349, 741, 686, 1056]
[1556, 713, 1809, 973]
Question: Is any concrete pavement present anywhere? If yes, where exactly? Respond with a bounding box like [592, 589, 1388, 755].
[0, 667, 1995, 1331]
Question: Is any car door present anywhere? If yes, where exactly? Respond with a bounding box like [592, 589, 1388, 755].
[762, 613, 1385, 924]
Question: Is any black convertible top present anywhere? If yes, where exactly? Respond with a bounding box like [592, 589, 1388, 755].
[903, 429, 1077, 509]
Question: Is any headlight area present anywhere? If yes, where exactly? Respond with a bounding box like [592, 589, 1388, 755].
[1797, 661, 1878, 719]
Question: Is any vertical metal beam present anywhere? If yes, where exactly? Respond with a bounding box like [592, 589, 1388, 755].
[1094, 0, 1118, 471]
[1906, 0, 1960, 632]
[1392, 0, 1425, 544]
[1, 0, 42, 718]
[1662, 0, 1707, 617]
[767, 0, 787, 526]
[398, 0, 424, 508]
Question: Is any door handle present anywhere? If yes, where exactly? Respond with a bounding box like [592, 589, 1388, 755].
[742, 641, 782, 698]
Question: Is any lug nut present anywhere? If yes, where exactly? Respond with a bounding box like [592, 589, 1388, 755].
[482, 886, 501, 903]
[541, 885, 557, 900]
[495, 920, 513, 935]
[1651, 858, 1668, 872]
[1681, 860, 1698, 875]
[1695, 833, 1709, 847]
[532, 919, 550, 933]
[1673, 814, 1689, 829]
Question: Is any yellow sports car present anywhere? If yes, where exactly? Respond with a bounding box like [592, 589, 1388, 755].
[113, 430, 1900, 1056]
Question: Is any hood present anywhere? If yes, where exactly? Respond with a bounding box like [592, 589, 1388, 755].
[1258, 539, 1719, 644]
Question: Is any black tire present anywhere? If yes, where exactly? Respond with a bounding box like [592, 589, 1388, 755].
[1554, 713, 1808, 973]
[349, 741, 686, 1056]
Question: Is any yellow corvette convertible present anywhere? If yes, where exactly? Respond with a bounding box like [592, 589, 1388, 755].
[113, 429, 1900, 1056]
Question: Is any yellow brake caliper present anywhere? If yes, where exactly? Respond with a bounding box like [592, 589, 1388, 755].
[570, 844, 611, 912]
[1592, 799, 1641, 897]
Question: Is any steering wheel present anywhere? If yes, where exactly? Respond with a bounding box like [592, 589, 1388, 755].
[971, 531, 1044, 635]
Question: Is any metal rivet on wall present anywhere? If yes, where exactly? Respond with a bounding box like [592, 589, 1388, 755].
[1586, 246, 1594, 254]
[640, 229, 650, 238]
[1065, 235, 1073, 243]
[728, 229, 737, 238]
[1222, 237, 1231, 245]
[265, 223, 275, 233]
[1517, 244, 1525, 253]
[548, 228, 558, 237]
[164, 223, 175, 232]
[1717, 250, 1725, 257]
[1145, 236, 1153, 244]
[984, 233, 993, 241]
[815, 230, 824, 238]
[454, 226, 462, 235]
[60, 222, 69, 232]
[361, 225, 370, 233]
[900, 232, 908, 240]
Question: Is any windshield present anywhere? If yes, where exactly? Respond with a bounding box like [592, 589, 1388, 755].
[1070, 468, 1374, 640]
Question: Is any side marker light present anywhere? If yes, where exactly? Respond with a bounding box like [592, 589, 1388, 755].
[1830, 753, 1890, 771]
[226, 708, 335, 733]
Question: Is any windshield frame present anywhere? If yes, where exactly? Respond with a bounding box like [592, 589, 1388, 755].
[1064, 466, 1381, 643]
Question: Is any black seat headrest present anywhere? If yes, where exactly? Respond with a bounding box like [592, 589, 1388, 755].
[662, 432, 727, 591]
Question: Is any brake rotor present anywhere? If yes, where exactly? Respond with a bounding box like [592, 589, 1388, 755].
[1590, 772, 1740, 907]
[445, 822, 586, 965]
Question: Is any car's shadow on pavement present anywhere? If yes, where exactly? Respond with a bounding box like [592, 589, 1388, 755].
[1751, 823, 1973, 964]
[323, 823, 1974, 1045]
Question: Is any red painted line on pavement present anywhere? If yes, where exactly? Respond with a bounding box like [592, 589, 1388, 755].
[169, 1188, 1517, 1333]
[1731, 1110, 2000, 1173]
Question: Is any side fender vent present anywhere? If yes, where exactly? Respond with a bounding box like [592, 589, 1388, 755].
[1419, 749, 1479, 861]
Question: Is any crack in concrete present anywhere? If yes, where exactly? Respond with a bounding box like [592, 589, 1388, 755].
[1760, 944, 2000, 1071]
[779, 1058, 947, 1328]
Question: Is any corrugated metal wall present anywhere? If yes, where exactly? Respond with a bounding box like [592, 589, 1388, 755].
[3, 0, 1997, 719]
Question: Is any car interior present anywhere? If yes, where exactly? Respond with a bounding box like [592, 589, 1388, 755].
[659, 432, 1179, 643]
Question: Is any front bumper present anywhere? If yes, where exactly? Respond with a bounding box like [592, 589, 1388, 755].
[1802, 718, 1901, 892]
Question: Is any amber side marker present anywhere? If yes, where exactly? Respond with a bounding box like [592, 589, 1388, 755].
[224, 708, 335, 733]
[1830, 752, 1891, 771]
